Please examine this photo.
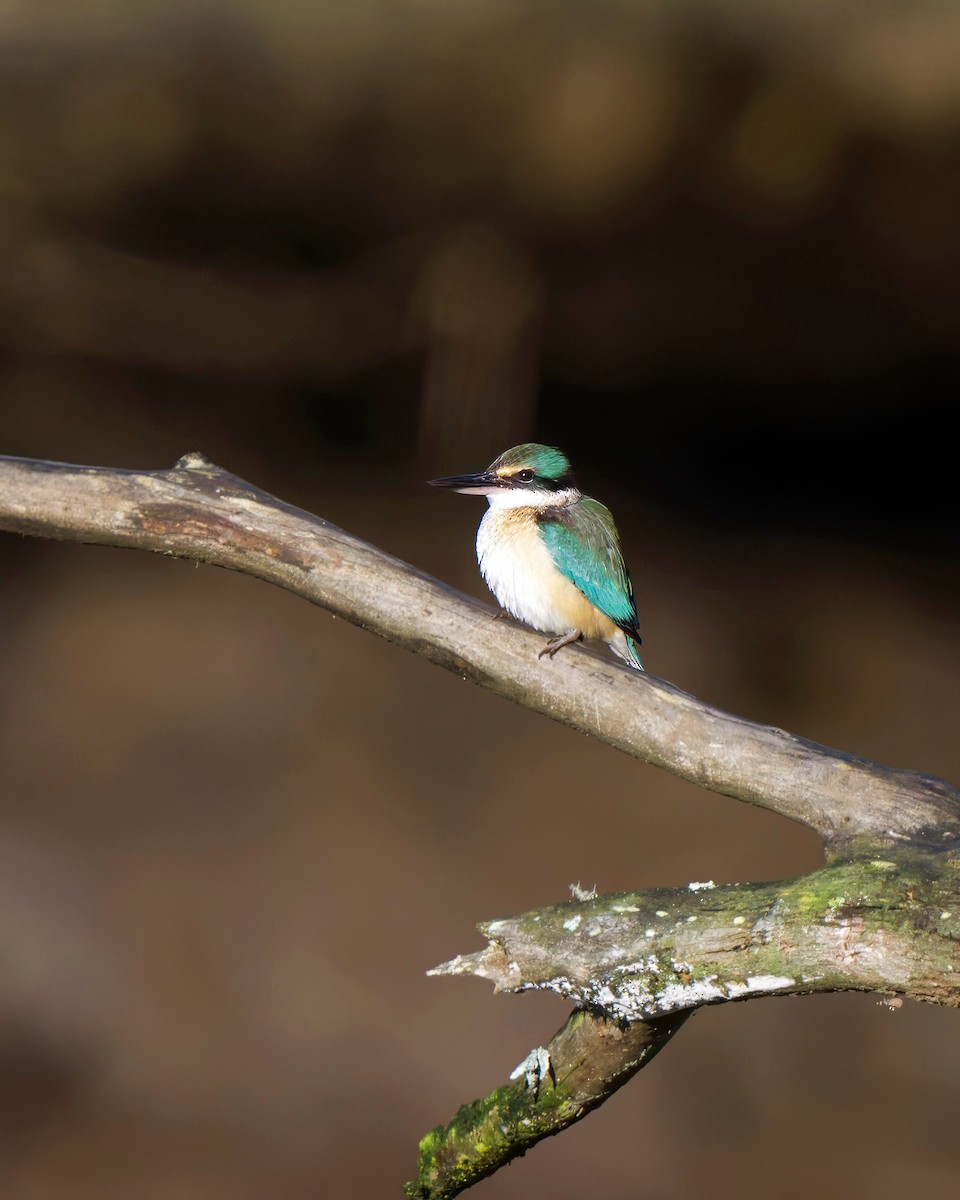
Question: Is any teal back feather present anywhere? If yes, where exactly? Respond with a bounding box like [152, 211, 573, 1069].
[538, 497, 642, 640]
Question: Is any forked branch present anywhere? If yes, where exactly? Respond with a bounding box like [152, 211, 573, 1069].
[2, 452, 959, 1199]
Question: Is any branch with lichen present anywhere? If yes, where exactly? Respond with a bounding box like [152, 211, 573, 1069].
[435, 849, 960, 1016]
[1, 453, 958, 1199]
[408, 842, 960, 1197]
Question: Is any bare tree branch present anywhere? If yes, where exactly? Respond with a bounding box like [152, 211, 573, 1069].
[1, 453, 956, 849]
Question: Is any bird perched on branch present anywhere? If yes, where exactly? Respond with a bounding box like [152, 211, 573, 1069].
[430, 443, 644, 670]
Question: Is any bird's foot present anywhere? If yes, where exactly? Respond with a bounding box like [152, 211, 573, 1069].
[538, 630, 583, 659]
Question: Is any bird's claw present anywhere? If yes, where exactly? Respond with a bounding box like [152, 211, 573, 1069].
[538, 631, 583, 659]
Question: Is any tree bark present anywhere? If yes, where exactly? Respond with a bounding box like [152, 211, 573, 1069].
[1, 453, 954, 846]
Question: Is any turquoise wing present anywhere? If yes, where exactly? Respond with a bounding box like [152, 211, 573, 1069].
[538, 498, 641, 639]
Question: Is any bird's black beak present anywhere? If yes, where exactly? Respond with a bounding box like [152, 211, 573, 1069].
[428, 471, 503, 496]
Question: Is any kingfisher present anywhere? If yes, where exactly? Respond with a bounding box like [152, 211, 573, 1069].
[429, 443, 644, 670]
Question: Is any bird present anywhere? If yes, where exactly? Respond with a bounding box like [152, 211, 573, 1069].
[429, 443, 644, 670]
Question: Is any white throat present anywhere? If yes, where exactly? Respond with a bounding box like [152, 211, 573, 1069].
[485, 486, 580, 511]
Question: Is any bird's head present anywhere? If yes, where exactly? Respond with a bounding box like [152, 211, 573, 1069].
[429, 443, 578, 507]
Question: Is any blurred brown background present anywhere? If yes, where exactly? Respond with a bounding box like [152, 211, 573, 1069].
[0, 1, 958, 1197]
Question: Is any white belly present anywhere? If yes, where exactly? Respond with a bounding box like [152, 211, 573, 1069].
[476, 507, 615, 641]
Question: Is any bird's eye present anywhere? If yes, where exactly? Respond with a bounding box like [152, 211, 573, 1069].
[516, 469, 535, 482]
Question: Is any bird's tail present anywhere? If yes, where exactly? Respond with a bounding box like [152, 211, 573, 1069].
[625, 635, 646, 672]
[610, 631, 645, 671]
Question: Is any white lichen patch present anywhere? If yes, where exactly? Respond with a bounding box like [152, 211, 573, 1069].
[655, 910, 668, 918]
[688, 880, 716, 892]
[644, 928, 655, 937]
[659, 978, 726, 1010]
[519, 974, 576, 1000]
[623, 954, 662, 977]
[578, 959, 804, 1021]
[562, 914, 582, 932]
[611, 903, 640, 913]
[510, 1046, 554, 1092]
[733, 916, 746, 925]
[591, 983, 627, 1013]
[725, 975, 795, 998]
[941, 912, 952, 921]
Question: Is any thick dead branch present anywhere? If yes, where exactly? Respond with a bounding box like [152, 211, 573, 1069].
[0, 453, 957, 849]
[434, 849, 960, 1015]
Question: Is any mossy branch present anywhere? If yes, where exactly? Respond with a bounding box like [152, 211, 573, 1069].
[434, 843, 960, 1014]
[405, 1008, 690, 1200]
[410, 841, 960, 1195]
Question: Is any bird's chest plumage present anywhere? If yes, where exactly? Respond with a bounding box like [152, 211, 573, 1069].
[476, 506, 604, 637]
